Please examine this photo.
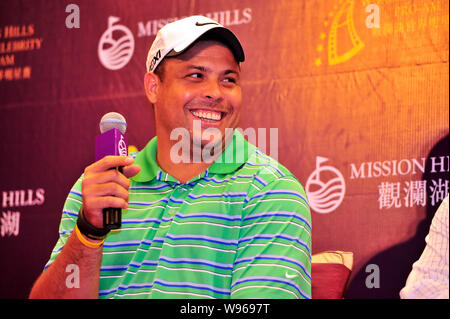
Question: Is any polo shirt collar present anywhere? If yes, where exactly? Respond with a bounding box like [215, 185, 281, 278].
[208, 129, 256, 174]
[131, 129, 255, 183]
[131, 135, 159, 183]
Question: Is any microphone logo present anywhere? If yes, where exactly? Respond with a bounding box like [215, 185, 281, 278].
[118, 135, 127, 156]
[98, 16, 135, 70]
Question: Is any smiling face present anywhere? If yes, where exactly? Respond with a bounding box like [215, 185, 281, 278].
[145, 40, 242, 158]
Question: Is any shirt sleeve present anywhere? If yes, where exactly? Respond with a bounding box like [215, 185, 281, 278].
[231, 175, 312, 299]
[400, 196, 449, 299]
[43, 177, 83, 271]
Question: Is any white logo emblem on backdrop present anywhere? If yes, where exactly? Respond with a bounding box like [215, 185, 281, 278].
[98, 16, 135, 70]
[306, 156, 346, 214]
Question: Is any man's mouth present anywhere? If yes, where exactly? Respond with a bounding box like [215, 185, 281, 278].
[190, 109, 225, 122]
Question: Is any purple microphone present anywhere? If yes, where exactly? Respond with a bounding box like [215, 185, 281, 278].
[95, 112, 128, 230]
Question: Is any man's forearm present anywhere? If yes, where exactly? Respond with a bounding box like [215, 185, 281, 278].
[29, 231, 103, 299]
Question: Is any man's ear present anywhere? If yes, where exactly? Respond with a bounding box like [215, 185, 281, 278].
[144, 72, 160, 104]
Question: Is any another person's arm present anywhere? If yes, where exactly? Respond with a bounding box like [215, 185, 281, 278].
[400, 196, 449, 299]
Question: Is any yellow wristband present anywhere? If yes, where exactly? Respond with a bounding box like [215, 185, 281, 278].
[75, 225, 105, 249]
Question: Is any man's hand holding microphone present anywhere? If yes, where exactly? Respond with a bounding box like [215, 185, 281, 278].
[29, 112, 140, 298]
[80, 155, 140, 239]
[78, 112, 140, 244]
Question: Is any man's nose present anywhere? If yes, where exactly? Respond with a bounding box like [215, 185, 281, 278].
[203, 79, 223, 101]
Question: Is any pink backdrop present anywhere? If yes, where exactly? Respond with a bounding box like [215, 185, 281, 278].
[0, 0, 448, 298]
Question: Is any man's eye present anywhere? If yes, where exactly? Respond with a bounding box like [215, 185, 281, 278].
[223, 77, 237, 84]
[188, 73, 202, 79]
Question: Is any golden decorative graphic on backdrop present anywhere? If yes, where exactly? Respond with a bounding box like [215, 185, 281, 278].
[315, 0, 365, 66]
[314, 0, 448, 67]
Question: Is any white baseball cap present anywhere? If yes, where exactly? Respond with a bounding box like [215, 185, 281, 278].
[146, 15, 245, 72]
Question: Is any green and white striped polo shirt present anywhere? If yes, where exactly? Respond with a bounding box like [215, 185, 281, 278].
[45, 130, 312, 299]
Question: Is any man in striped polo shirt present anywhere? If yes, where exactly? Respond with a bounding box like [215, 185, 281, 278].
[30, 15, 311, 299]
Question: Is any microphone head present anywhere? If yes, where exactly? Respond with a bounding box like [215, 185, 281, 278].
[100, 112, 127, 134]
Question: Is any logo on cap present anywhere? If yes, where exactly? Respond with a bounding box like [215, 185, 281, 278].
[149, 50, 162, 71]
[195, 22, 219, 27]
